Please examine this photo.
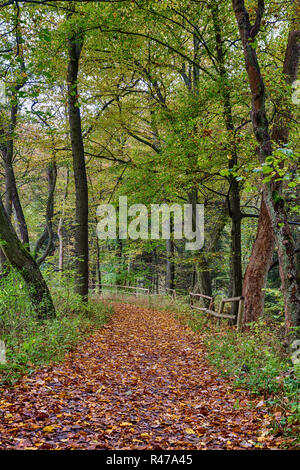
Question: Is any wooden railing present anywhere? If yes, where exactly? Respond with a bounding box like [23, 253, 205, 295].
[189, 292, 244, 330]
[100, 284, 150, 297]
[189, 293, 214, 311]
[165, 288, 176, 300]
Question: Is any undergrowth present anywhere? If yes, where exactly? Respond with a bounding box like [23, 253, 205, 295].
[0, 269, 113, 386]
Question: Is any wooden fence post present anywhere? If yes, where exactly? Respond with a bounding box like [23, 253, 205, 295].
[236, 297, 244, 332]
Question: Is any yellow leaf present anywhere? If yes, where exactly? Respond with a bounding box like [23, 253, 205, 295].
[185, 428, 196, 435]
[42, 425, 55, 433]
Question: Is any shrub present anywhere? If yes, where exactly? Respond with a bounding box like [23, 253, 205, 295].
[0, 269, 112, 385]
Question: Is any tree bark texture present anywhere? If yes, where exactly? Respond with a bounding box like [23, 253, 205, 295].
[67, 31, 89, 300]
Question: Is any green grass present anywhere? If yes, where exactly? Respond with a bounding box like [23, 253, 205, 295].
[0, 269, 113, 386]
[203, 319, 299, 447]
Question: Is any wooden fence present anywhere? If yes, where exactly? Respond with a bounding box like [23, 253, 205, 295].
[97, 284, 244, 330]
[100, 284, 150, 298]
[189, 293, 214, 311]
[189, 292, 244, 331]
[165, 288, 177, 300]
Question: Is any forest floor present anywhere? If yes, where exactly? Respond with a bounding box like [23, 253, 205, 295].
[0, 303, 282, 450]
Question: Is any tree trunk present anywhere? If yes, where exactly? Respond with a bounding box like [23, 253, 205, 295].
[58, 219, 64, 273]
[67, 31, 89, 300]
[4, 153, 30, 248]
[0, 14, 29, 249]
[166, 237, 175, 290]
[116, 236, 123, 284]
[242, 195, 275, 324]
[1, 104, 29, 249]
[57, 168, 69, 274]
[196, 255, 213, 300]
[212, 3, 243, 315]
[152, 247, 159, 293]
[187, 188, 212, 297]
[34, 160, 57, 265]
[0, 198, 55, 318]
[229, 178, 243, 316]
[239, 18, 300, 326]
[95, 234, 101, 294]
[0, 109, 28, 273]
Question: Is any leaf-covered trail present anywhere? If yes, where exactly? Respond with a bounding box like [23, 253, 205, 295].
[0, 303, 280, 450]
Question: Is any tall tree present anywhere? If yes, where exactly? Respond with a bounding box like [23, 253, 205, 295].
[232, 0, 300, 335]
[241, 2, 300, 326]
[67, 19, 89, 300]
[0, 4, 29, 248]
[211, 2, 243, 314]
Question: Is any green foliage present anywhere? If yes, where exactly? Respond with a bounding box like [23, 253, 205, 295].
[263, 288, 285, 319]
[206, 323, 286, 393]
[203, 319, 299, 439]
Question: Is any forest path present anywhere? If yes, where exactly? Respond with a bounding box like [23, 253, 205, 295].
[0, 303, 280, 450]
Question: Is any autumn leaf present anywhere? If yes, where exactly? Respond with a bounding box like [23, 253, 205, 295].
[42, 425, 55, 433]
[185, 428, 196, 435]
